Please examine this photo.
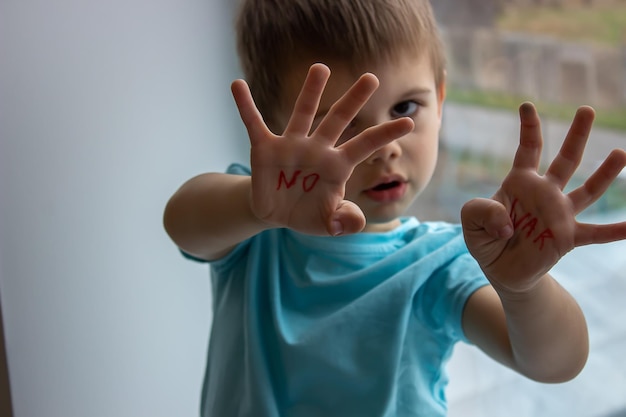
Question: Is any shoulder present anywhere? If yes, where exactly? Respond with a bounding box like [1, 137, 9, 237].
[209, 227, 283, 271]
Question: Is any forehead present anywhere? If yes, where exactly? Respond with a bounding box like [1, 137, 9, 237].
[277, 52, 436, 122]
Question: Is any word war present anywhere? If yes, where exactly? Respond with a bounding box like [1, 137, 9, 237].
[509, 198, 554, 250]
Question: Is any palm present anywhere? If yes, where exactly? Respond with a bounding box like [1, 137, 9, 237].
[462, 103, 626, 292]
[231, 63, 413, 236]
[248, 133, 357, 235]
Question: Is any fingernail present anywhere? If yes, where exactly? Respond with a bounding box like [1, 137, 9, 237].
[520, 102, 534, 116]
[499, 225, 513, 239]
[331, 220, 343, 236]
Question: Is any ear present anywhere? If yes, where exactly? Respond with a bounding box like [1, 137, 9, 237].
[436, 70, 447, 121]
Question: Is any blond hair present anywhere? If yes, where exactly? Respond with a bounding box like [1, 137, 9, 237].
[235, 0, 446, 129]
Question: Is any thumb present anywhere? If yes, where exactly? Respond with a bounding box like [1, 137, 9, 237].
[461, 198, 513, 240]
[328, 200, 366, 236]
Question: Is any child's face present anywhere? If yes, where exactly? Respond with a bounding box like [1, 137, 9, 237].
[277, 53, 445, 232]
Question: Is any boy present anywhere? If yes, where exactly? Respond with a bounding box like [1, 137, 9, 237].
[163, 0, 626, 415]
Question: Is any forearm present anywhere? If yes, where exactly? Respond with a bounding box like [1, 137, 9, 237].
[163, 173, 271, 260]
[497, 274, 589, 382]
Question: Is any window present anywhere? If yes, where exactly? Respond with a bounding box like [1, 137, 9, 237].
[418, 2, 626, 416]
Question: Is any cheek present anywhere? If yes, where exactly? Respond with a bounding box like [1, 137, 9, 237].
[343, 175, 361, 200]
[343, 164, 374, 200]
[423, 142, 440, 170]
[408, 137, 439, 176]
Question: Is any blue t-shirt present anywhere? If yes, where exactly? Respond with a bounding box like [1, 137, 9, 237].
[193, 164, 488, 417]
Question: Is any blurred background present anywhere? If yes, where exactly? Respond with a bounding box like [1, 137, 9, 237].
[0, 0, 624, 416]
[428, 1, 626, 416]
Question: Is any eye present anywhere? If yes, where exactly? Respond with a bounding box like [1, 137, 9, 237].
[391, 100, 419, 118]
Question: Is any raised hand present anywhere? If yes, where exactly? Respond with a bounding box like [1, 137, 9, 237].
[461, 102, 626, 293]
[231, 63, 414, 236]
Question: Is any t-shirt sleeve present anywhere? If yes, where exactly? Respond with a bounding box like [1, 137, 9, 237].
[415, 238, 489, 344]
[224, 162, 252, 176]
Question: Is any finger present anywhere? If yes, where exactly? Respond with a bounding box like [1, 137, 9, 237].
[328, 200, 366, 236]
[461, 198, 513, 239]
[338, 117, 414, 165]
[313, 73, 380, 144]
[545, 106, 595, 189]
[568, 149, 626, 213]
[575, 221, 626, 247]
[283, 63, 331, 137]
[512, 102, 543, 171]
[231, 79, 274, 145]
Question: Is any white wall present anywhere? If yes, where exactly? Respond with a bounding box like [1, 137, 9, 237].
[0, 1, 246, 416]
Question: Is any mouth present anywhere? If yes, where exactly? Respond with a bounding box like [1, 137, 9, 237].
[371, 181, 402, 191]
[365, 179, 407, 202]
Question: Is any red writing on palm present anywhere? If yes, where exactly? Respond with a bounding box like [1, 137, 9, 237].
[277, 170, 320, 192]
[509, 198, 554, 250]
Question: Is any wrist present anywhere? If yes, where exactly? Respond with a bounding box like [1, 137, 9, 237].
[243, 177, 275, 231]
[488, 272, 550, 304]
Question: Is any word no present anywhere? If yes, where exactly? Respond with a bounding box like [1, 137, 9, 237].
[509, 198, 554, 250]
[277, 170, 320, 192]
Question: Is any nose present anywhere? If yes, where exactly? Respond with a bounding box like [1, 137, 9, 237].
[365, 139, 402, 164]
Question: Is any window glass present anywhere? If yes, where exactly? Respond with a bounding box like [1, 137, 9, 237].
[419, 2, 626, 416]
